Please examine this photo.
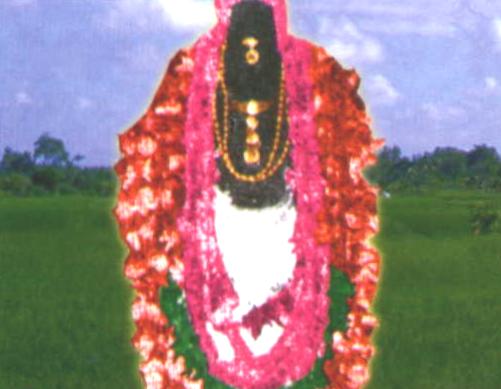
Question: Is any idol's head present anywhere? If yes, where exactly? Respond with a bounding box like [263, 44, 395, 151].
[227, 0, 277, 52]
[224, 0, 281, 97]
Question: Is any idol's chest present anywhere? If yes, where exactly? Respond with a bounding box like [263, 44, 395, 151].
[213, 187, 297, 319]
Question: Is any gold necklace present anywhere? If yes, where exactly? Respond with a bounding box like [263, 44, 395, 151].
[213, 45, 290, 184]
[231, 98, 273, 166]
[230, 99, 273, 115]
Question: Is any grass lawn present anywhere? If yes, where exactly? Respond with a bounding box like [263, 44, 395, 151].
[0, 191, 500, 388]
[368, 191, 501, 389]
[0, 197, 141, 389]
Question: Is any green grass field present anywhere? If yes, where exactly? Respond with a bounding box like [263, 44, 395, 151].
[0, 197, 141, 389]
[0, 192, 500, 389]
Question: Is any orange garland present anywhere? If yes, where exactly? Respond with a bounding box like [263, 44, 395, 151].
[115, 49, 198, 389]
[311, 46, 382, 387]
[114, 44, 382, 389]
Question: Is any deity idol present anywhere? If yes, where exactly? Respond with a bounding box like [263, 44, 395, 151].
[114, 1, 382, 388]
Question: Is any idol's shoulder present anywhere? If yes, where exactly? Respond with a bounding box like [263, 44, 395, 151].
[151, 47, 196, 105]
[297, 37, 382, 161]
[289, 37, 364, 99]
[165, 47, 196, 73]
[116, 47, 195, 160]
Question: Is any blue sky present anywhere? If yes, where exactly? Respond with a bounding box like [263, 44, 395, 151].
[1, 0, 500, 166]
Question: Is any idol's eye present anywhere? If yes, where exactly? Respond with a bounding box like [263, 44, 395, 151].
[242, 37, 260, 65]
[241, 37, 259, 49]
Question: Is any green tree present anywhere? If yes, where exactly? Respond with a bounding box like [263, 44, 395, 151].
[31, 167, 59, 192]
[0, 173, 32, 196]
[429, 147, 467, 182]
[466, 145, 501, 189]
[0, 147, 35, 174]
[33, 133, 70, 167]
[366, 145, 411, 190]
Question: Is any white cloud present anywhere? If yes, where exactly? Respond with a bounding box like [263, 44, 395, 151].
[293, 1, 416, 15]
[15, 92, 32, 105]
[357, 1, 457, 36]
[364, 74, 400, 106]
[99, 0, 215, 32]
[321, 18, 384, 66]
[5, 0, 36, 7]
[77, 97, 93, 110]
[296, 0, 466, 37]
[360, 19, 456, 36]
[472, 1, 501, 15]
[120, 43, 164, 71]
[421, 102, 466, 122]
[157, 0, 216, 30]
[421, 103, 440, 120]
[494, 18, 501, 49]
[343, 3, 419, 17]
[485, 77, 497, 90]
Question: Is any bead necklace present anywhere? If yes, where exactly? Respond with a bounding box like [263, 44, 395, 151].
[213, 45, 290, 183]
[231, 99, 273, 166]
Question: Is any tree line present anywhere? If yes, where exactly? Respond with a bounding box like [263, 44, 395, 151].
[2, 134, 501, 197]
[365, 144, 501, 193]
[0, 133, 115, 196]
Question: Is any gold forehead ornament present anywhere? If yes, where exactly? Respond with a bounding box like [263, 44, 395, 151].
[242, 37, 260, 65]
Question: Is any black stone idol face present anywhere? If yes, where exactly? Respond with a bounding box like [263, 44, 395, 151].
[225, 0, 281, 98]
[215, 0, 290, 208]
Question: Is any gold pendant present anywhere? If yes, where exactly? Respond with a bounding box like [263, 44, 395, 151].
[244, 148, 260, 165]
[231, 100, 272, 115]
[245, 49, 260, 65]
[246, 131, 260, 147]
[246, 116, 259, 130]
[242, 37, 260, 66]
[246, 100, 259, 116]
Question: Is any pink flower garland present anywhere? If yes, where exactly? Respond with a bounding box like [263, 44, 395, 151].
[178, 2, 332, 386]
[114, 1, 381, 388]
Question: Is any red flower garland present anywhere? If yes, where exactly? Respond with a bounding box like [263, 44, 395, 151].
[115, 0, 382, 384]
[311, 47, 382, 388]
[177, 36, 332, 387]
[115, 49, 199, 389]
[115, 44, 382, 389]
